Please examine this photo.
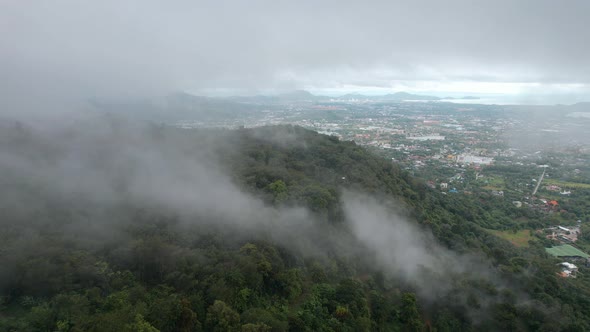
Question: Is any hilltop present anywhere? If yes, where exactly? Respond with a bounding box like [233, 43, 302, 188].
[0, 122, 587, 331]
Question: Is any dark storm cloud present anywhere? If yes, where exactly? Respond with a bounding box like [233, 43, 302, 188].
[1, 0, 589, 111]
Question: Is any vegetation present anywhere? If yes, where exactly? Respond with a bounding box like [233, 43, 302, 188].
[1, 123, 590, 331]
[544, 179, 590, 190]
[488, 230, 534, 247]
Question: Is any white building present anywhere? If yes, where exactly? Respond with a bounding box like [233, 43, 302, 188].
[558, 262, 578, 278]
[406, 135, 445, 141]
[456, 154, 494, 165]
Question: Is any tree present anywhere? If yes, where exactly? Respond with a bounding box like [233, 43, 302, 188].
[206, 300, 240, 332]
[267, 180, 288, 203]
[241, 323, 271, 332]
[400, 293, 423, 332]
[126, 314, 160, 332]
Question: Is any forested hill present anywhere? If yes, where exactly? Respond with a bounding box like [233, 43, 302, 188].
[0, 121, 587, 331]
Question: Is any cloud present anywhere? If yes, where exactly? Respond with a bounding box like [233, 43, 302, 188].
[0, 116, 335, 262]
[0, 116, 509, 304]
[1, 0, 589, 112]
[342, 192, 491, 297]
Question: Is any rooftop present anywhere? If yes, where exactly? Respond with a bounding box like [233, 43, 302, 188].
[546, 245, 589, 259]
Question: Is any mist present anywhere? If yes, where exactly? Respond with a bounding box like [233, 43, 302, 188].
[501, 103, 590, 152]
[0, 116, 507, 305]
[1, 2, 588, 330]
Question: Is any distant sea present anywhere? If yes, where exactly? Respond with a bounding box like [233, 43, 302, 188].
[440, 96, 590, 106]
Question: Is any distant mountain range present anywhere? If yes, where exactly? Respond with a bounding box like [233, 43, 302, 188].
[569, 102, 590, 110]
[91, 91, 480, 114]
[89, 90, 487, 122]
[226, 90, 479, 102]
[337, 91, 440, 101]
[89, 91, 590, 124]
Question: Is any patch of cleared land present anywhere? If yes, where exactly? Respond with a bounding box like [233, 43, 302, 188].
[480, 176, 505, 191]
[544, 179, 590, 190]
[489, 229, 534, 247]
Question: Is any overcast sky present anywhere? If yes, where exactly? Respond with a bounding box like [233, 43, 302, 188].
[2, 0, 590, 110]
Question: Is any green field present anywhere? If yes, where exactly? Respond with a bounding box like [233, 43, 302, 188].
[480, 176, 505, 191]
[489, 229, 534, 247]
[544, 179, 590, 189]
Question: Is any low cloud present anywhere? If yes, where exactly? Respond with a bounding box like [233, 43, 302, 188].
[0, 116, 522, 316]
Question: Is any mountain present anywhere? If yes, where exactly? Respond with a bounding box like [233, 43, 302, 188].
[568, 101, 590, 111]
[226, 90, 444, 103]
[91, 91, 453, 116]
[337, 91, 441, 101]
[1, 121, 587, 331]
[337, 93, 369, 100]
[89, 92, 261, 122]
[276, 89, 317, 100]
[380, 91, 441, 101]
[228, 90, 329, 103]
[442, 96, 481, 100]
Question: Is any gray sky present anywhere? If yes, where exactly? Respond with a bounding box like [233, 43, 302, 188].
[2, 0, 590, 109]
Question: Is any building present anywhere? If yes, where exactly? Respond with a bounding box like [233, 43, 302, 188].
[546, 244, 589, 261]
[406, 135, 445, 141]
[558, 262, 578, 278]
[545, 225, 580, 243]
[546, 185, 562, 192]
[456, 154, 494, 165]
[547, 200, 559, 210]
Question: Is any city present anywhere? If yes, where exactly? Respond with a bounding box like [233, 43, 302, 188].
[171, 92, 590, 264]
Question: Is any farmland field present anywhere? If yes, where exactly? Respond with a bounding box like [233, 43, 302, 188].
[489, 229, 534, 247]
[544, 179, 590, 189]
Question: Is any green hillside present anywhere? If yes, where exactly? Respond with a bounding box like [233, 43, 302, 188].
[0, 123, 588, 331]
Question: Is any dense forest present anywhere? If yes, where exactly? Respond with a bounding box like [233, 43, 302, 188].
[1, 119, 589, 331]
